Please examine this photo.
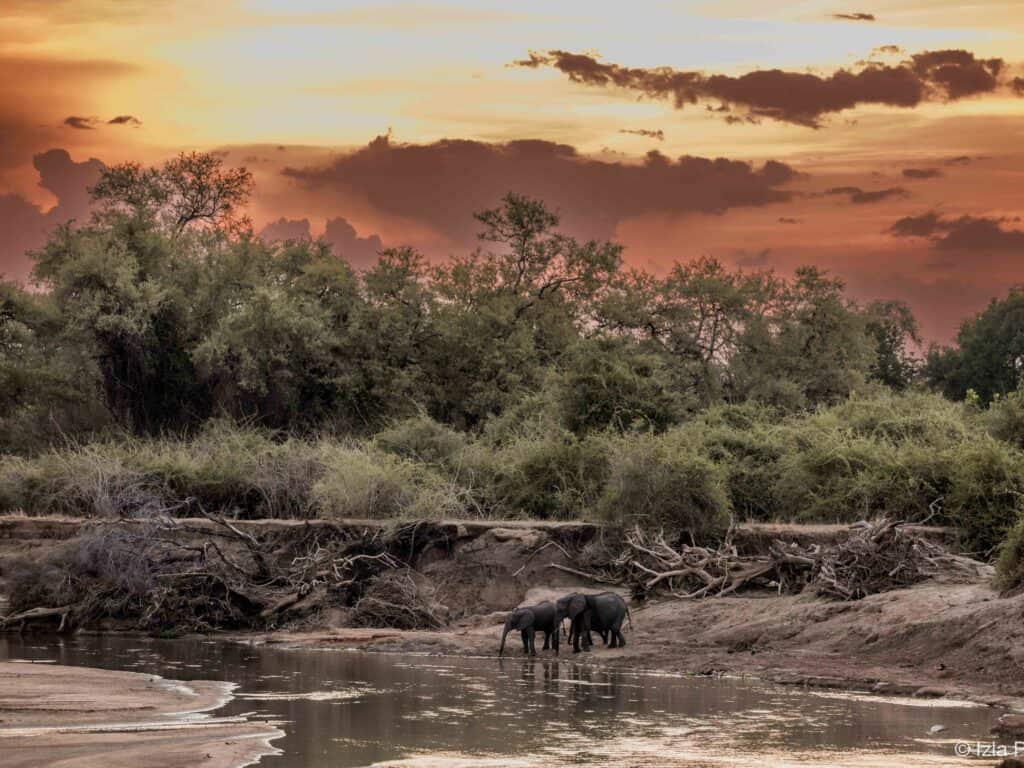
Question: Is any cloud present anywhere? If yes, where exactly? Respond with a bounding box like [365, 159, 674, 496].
[778, 216, 801, 224]
[1013, 77, 1024, 95]
[825, 185, 907, 204]
[0, 147, 104, 281]
[832, 12, 875, 21]
[282, 134, 799, 245]
[324, 216, 384, 270]
[63, 115, 97, 130]
[513, 48, 1012, 127]
[259, 217, 311, 242]
[944, 156, 973, 166]
[872, 45, 903, 56]
[888, 211, 1024, 252]
[107, 114, 141, 126]
[902, 167, 942, 179]
[618, 128, 665, 141]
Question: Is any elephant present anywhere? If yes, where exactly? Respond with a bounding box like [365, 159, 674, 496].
[498, 601, 559, 656]
[554, 592, 631, 653]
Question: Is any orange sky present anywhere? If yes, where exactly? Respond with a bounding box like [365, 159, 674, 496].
[2, 0, 1024, 341]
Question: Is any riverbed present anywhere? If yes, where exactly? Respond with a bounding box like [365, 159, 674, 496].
[0, 634, 1006, 767]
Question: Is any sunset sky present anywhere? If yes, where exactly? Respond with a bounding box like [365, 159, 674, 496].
[3, 0, 1024, 341]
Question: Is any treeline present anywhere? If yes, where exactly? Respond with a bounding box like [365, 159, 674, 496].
[1, 152, 927, 450]
[7, 153, 1024, 585]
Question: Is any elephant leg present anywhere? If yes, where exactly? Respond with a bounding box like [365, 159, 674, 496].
[571, 618, 582, 653]
[542, 631, 550, 651]
[521, 629, 530, 654]
[526, 628, 537, 656]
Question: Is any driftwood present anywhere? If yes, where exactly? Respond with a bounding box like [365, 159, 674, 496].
[573, 518, 988, 603]
[4, 509, 429, 633]
[0, 605, 73, 633]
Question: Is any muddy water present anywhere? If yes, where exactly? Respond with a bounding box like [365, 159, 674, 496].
[0, 635, 1004, 767]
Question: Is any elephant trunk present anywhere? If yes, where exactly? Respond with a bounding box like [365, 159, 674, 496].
[499, 619, 512, 656]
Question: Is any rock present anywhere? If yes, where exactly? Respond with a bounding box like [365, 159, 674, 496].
[913, 686, 951, 698]
[992, 713, 1024, 740]
[928, 724, 946, 734]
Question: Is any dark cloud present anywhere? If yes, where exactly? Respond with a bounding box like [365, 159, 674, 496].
[259, 217, 311, 242]
[282, 134, 799, 245]
[513, 48, 1010, 127]
[902, 167, 942, 179]
[0, 148, 104, 281]
[825, 185, 907, 204]
[832, 12, 875, 21]
[107, 114, 141, 126]
[1012, 77, 1024, 95]
[944, 156, 973, 165]
[63, 115, 97, 130]
[778, 216, 801, 224]
[618, 128, 665, 141]
[324, 216, 384, 270]
[888, 211, 1024, 252]
[872, 45, 903, 56]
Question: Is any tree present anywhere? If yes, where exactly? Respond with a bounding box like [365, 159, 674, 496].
[865, 299, 921, 391]
[924, 288, 1024, 404]
[91, 152, 253, 236]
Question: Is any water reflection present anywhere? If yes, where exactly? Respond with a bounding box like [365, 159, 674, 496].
[0, 635, 999, 767]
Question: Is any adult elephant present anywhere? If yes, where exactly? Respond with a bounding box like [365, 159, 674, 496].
[555, 592, 630, 653]
[498, 601, 559, 656]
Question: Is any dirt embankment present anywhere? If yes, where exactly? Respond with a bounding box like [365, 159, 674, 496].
[0, 662, 281, 768]
[2, 514, 1020, 711]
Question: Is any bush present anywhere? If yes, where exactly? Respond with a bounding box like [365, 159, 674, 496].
[468, 429, 611, 519]
[995, 515, 1024, 592]
[598, 431, 730, 543]
[374, 415, 467, 465]
[945, 438, 1024, 555]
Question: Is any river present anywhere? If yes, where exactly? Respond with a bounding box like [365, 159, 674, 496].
[0, 635, 1002, 766]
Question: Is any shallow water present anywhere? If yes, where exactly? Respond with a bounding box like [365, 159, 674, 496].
[0, 635, 1004, 766]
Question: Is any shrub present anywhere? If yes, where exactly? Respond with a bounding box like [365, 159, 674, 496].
[995, 515, 1024, 592]
[374, 415, 467, 465]
[474, 430, 611, 519]
[598, 431, 730, 543]
[945, 438, 1024, 556]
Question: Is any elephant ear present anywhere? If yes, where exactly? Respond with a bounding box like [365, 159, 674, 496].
[514, 609, 534, 630]
[568, 594, 586, 618]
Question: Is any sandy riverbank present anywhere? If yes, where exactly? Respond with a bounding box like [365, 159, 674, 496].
[0, 662, 282, 768]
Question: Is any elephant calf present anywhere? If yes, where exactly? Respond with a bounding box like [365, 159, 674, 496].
[498, 601, 559, 656]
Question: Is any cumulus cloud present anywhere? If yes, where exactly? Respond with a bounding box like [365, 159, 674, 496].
[259, 217, 312, 242]
[902, 167, 942, 179]
[513, 48, 1013, 127]
[618, 128, 665, 141]
[825, 185, 907, 204]
[888, 211, 1024, 252]
[832, 12, 875, 21]
[324, 216, 384, 270]
[0, 148, 104, 281]
[282, 134, 799, 245]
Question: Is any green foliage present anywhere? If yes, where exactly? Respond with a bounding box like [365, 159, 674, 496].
[925, 288, 1024, 404]
[995, 515, 1024, 592]
[598, 431, 730, 543]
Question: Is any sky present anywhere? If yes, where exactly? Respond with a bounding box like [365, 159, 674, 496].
[2, 0, 1024, 342]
